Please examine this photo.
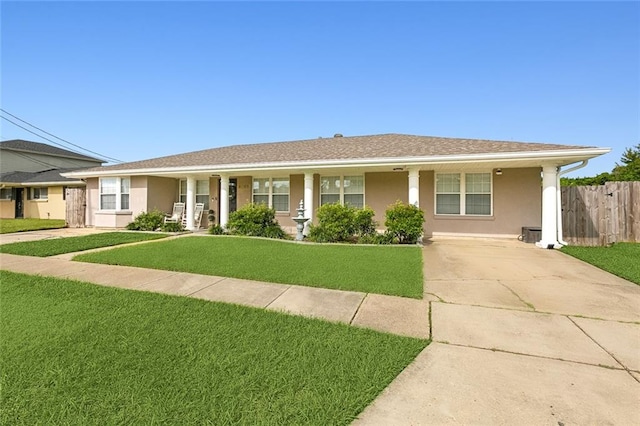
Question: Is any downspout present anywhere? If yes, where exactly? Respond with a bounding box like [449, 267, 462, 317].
[556, 160, 588, 246]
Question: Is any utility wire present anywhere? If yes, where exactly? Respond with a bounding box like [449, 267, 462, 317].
[0, 108, 124, 163]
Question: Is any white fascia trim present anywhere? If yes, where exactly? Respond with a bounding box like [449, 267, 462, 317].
[62, 148, 611, 178]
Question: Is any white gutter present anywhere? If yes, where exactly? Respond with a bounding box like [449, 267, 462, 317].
[556, 160, 589, 246]
[62, 148, 610, 178]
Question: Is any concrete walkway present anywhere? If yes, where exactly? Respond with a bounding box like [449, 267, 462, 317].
[355, 238, 640, 425]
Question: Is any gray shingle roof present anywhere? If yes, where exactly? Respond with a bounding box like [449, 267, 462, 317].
[78, 133, 595, 173]
[0, 168, 84, 184]
[0, 139, 103, 162]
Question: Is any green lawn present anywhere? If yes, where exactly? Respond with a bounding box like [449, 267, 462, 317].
[0, 271, 428, 425]
[561, 243, 640, 285]
[0, 232, 168, 257]
[75, 236, 424, 298]
[0, 218, 66, 234]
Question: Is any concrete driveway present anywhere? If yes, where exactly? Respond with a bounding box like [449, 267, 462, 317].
[356, 238, 640, 425]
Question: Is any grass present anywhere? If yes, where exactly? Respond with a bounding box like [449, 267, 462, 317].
[0, 232, 168, 257]
[0, 218, 66, 234]
[75, 235, 424, 298]
[561, 242, 640, 285]
[0, 271, 428, 425]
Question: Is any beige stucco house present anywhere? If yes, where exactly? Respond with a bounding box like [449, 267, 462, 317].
[63, 134, 609, 247]
[0, 140, 103, 221]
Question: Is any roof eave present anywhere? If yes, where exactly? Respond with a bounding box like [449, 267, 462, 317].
[62, 148, 611, 178]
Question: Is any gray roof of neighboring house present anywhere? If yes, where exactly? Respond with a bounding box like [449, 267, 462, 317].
[0, 139, 103, 163]
[0, 168, 84, 185]
[75, 133, 596, 173]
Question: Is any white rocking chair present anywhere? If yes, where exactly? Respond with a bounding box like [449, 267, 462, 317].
[164, 202, 185, 224]
[183, 203, 205, 229]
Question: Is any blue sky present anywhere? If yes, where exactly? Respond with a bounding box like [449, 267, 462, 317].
[1, 1, 638, 177]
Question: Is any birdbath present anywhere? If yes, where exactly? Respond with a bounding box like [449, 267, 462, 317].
[291, 199, 309, 241]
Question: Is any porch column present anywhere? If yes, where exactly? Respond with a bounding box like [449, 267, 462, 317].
[538, 165, 559, 248]
[219, 174, 229, 228]
[304, 172, 314, 222]
[408, 168, 420, 207]
[185, 176, 196, 230]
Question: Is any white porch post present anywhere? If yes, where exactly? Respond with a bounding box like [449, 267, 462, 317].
[408, 168, 420, 207]
[538, 165, 559, 248]
[304, 172, 314, 221]
[219, 175, 229, 228]
[185, 176, 196, 230]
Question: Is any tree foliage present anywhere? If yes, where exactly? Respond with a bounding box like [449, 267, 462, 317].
[561, 143, 639, 186]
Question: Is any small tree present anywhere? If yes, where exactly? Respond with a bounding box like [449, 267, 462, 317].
[385, 201, 425, 244]
[612, 143, 640, 181]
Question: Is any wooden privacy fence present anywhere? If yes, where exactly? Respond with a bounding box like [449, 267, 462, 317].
[65, 187, 86, 228]
[561, 181, 640, 246]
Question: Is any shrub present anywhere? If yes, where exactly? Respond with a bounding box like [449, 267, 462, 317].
[357, 231, 395, 245]
[126, 210, 165, 231]
[225, 203, 287, 239]
[308, 203, 356, 243]
[384, 201, 425, 244]
[208, 224, 225, 235]
[160, 222, 184, 233]
[354, 206, 377, 237]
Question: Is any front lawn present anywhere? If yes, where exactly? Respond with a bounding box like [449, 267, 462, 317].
[561, 243, 640, 285]
[0, 271, 428, 425]
[74, 236, 424, 298]
[0, 232, 168, 257]
[0, 218, 66, 234]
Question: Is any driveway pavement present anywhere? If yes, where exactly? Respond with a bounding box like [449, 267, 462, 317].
[355, 238, 640, 425]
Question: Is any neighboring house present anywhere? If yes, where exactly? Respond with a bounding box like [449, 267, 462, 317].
[63, 133, 609, 247]
[0, 140, 104, 222]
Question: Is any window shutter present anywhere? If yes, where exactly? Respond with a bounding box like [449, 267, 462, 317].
[26, 188, 32, 200]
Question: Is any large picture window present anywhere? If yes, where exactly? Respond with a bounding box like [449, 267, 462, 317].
[252, 178, 289, 212]
[435, 173, 491, 216]
[320, 175, 364, 208]
[100, 177, 130, 210]
[179, 179, 210, 209]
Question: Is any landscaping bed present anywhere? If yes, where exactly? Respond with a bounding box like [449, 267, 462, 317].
[0, 271, 428, 425]
[0, 232, 167, 257]
[74, 235, 424, 298]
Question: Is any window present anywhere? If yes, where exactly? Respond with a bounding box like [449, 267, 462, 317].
[320, 175, 364, 208]
[31, 187, 48, 200]
[179, 179, 210, 209]
[100, 177, 130, 210]
[252, 177, 289, 212]
[435, 173, 492, 215]
[0, 188, 12, 200]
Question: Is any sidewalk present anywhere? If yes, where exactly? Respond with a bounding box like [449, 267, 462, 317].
[0, 252, 430, 339]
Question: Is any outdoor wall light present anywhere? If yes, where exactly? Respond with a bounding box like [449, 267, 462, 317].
[495, 168, 503, 176]
[393, 167, 404, 171]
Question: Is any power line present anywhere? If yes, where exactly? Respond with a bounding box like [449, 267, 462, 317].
[0, 109, 124, 163]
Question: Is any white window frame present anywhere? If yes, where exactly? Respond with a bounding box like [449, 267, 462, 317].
[99, 177, 130, 211]
[319, 175, 365, 208]
[179, 179, 210, 210]
[434, 172, 493, 216]
[252, 177, 290, 212]
[31, 187, 48, 201]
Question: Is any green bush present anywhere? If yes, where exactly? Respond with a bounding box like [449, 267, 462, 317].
[126, 210, 165, 231]
[160, 222, 184, 233]
[225, 203, 287, 239]
[357, 231, 395, 245]
[208, 224, 225, 235]
[384, 201, 425, 244]
[308, 203, 377, 243]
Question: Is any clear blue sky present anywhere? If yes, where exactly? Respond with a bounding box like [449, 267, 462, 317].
[1, 1, 638, 177]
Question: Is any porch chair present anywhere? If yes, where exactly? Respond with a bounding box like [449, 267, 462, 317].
[182, 203, 205, 229]
[164, 202, 185, 224]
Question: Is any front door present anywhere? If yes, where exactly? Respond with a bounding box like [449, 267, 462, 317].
[229, 178, 237, 213]
[14, 188, 24, 218]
